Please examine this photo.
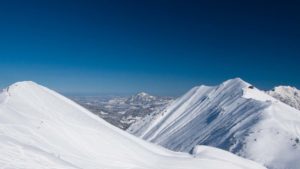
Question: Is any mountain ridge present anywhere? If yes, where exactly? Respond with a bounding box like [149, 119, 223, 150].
[0, 81, 265, 169]
[128, 78, 300, 169]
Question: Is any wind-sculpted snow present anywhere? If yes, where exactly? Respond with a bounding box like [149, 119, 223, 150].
[0, 81, 265, 169]
[128, 78, 300, 169]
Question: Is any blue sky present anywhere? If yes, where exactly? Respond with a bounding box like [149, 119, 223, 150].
[0, 0, 299, 96]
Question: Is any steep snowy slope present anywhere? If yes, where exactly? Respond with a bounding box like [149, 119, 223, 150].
[128, 78, 300, 169]
[0, 81, 265, 169]
[267, 86, 300, 110]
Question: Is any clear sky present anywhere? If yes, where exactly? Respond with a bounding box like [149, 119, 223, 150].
[0, 0, 299, 96]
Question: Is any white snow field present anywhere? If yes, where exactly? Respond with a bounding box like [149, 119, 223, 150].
[128, 78, 300, 169]
[0, 81, 265, 169]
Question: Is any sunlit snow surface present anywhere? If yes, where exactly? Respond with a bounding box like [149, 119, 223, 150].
[128, 78, 300, 169]
[0, 81, 265, 169]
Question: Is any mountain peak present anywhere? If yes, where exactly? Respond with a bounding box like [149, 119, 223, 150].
[8, 81, 37, 88]
[221, 77, 250, 87]
[5, 81, 42, 95]
[137, 92, 150, 96]
[273, 86, 299, 93]
[126, 92, 156, 105]
[267, 86, 300, 110]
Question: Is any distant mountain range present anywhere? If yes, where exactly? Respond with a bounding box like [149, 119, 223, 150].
[128, 78, 300, 169]
[71, 92, 173, 129]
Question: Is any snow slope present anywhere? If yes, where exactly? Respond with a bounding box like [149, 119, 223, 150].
[128, 78, 300, 169]
[267, 86, 300, 111]
[0, 81, 265, 169]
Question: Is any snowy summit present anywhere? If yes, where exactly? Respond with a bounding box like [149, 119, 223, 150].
[267, 86, 300, 110]
[125, 92, 157, 105]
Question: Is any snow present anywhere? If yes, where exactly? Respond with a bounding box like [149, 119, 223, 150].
[267, 86, 300, 110]
[125, 92, 157, 105]
[0, 81, 265, 169]
[128, 78, 300, 169]
[192, 145, 263, 169]
[243, 86, 277, 102]
[71, 92, 173, 129]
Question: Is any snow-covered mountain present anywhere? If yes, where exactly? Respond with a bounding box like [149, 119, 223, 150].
[71, 92, 173, 129]
[267, 86, 300, 111]
[128, 78, 300, 169]
[125, 92, 157, 105]
[0, 81, 265, 169]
